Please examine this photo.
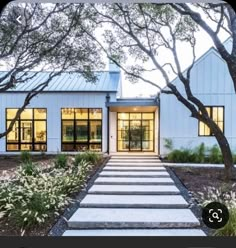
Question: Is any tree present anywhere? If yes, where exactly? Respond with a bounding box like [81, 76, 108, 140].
[0, 2, 103, 139]
[171, 3, 236, 92]
[88, 3, 235, 180]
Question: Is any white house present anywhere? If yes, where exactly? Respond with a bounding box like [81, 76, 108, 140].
[0, 38, 235, 155]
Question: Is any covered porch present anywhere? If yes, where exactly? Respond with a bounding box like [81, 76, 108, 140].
[106, 98, 159, 154]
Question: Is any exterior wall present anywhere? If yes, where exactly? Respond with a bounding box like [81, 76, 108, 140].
[0, 92, 117, 154]
[160, 49, 236, 155]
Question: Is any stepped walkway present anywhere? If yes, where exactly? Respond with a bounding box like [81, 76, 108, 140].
[63, 155, 205, 236]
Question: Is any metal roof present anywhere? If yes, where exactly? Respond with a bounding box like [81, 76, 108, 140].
[0, 71, 120, 92]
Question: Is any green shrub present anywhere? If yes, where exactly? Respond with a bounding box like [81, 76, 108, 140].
[214, 207, 236, 236]
[20, 162, 39, 177]
[20, 151, 31, 163]
[208, 145, 223, 164]
[74, 152, 101, 166]
[0, 160, 92, 233]
[54, 154, 68, 168]
[164, 138, 173, 151]
[195, 143, 206, 163]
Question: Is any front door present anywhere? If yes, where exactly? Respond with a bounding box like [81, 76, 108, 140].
[117, 112, 154, 152]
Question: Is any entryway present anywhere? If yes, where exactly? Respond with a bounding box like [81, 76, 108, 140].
[117, 112, 154, 152]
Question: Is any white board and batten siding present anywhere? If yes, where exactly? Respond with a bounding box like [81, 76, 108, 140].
[160, 40, 236, 155]
[0, 92, 117, 154]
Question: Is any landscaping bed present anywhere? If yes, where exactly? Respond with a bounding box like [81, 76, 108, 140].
[170, 166, 236, 236]
[0, 152, 107, 236]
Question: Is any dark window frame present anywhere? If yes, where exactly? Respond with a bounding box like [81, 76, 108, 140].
[61, 108, 102, 152]
[198, 106, 225, 136]
[6, 108, 47, 152]
[117, 112, 155, 152]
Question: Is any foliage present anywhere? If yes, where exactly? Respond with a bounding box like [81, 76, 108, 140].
[0, 159, 94, 233]
[163, 138, 173, 151]
[74, 152, 101, 166]
[167, 149, 196, 163]
[20, 151, 32, 164]
[20, 161, 40, 177]
[196, 184, 236, 236]
[194, 143, 205, 163]
[54, 153, 68, 169]
[208, 145, 223, 164]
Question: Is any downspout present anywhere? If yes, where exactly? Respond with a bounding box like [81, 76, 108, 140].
[106, 93, 111, 154]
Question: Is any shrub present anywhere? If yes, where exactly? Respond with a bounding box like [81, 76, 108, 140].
[196, 184, 236, 236]
[20, 162, 39, 177]
[74, 152, 101, 166]
[20, 151, 31, 163]
[214, 207, 236, 236]
[163, 138, 173, 151]
[167, 149, 197, 163]
[0, 160, 92, 233]
[54, 154, 68, 169]
[208, 145, 223, 164]
[195, 143, 206, 163]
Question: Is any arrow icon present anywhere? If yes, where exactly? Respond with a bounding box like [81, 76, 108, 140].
[16, 15, 22, 24]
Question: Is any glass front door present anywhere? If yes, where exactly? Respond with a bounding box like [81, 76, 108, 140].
[117, 113, 154, 152]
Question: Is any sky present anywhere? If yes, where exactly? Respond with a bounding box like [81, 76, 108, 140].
[0, 2, 231, 98]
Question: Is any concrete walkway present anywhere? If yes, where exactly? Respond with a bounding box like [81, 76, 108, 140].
[63, 155, 205, 236]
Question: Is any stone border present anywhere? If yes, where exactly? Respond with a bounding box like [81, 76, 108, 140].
[48, 156, 110, 236]
[166, 166, 212, 236]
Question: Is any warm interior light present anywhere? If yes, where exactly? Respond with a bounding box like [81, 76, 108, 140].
[134, 108, 137, 111]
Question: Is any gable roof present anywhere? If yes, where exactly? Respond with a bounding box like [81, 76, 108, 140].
[0, 71, 120, 93]
[161, 36, 231, 91]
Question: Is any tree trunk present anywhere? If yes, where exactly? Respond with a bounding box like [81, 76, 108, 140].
[211, 125, 235, 181]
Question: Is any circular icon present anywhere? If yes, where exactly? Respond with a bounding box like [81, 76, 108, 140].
[202, 201, 229, 229]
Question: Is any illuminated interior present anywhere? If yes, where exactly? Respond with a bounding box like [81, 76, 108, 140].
[61, 108, 102, 151]
[6, 108, 47, 151]
[199, 106, 224, 136]
[117, 112, 154, 152]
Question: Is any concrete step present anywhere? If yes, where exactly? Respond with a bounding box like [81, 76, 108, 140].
[88, 185, 180, 195]
[67, 208, 200, 229]
[63, 229, 206, 236]
[80, 194, 188, 208]
[107, 162, 161, 166]
[109, 159, 161, 163]
[111, 156, 159, 159]
[99, 171, 170, 177]
[94, 177, 174, 185]
[103, 166, 166, 171]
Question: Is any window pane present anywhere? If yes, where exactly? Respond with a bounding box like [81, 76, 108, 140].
[130, 113, 141, 120]
[218, 122, 224, 132]
[75, 144, 88, 151]
[75, 108, 88, 119]
[34, 121, 46, 142]
[34, 109, 46, 119]
[89, 144, 101, 151]
[89, 109, 102, 119]
[62, 144, 74, 151]
[21, 109, 33, 119]
[7, 121, 19, 142]
[142, 141, 153, 151]
[20, 121, 32, 142]
[34, 144, 47, 151]
[20, 144, 32, 150]
[199, 121, 205, 136]
[90, 121, 102, 142]
[206, 107, 211, 116]
[61, 108, 74, 119]
[62, 121, 74, 142]
[7, 109, 18, 119]
[142, 113, 154, 120]
[7, 144, 19, 151]
[118, 113, 129, 120]
[212, 107, 218, 122]
[218, 107, 224, 122]
[76, 121, 88, 142]
[118, 120, 129, 130]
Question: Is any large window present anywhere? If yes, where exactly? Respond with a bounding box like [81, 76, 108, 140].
[199, 106, 224, 136]
[6, 108, 47, 151]
[61, 108, 102, 151]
